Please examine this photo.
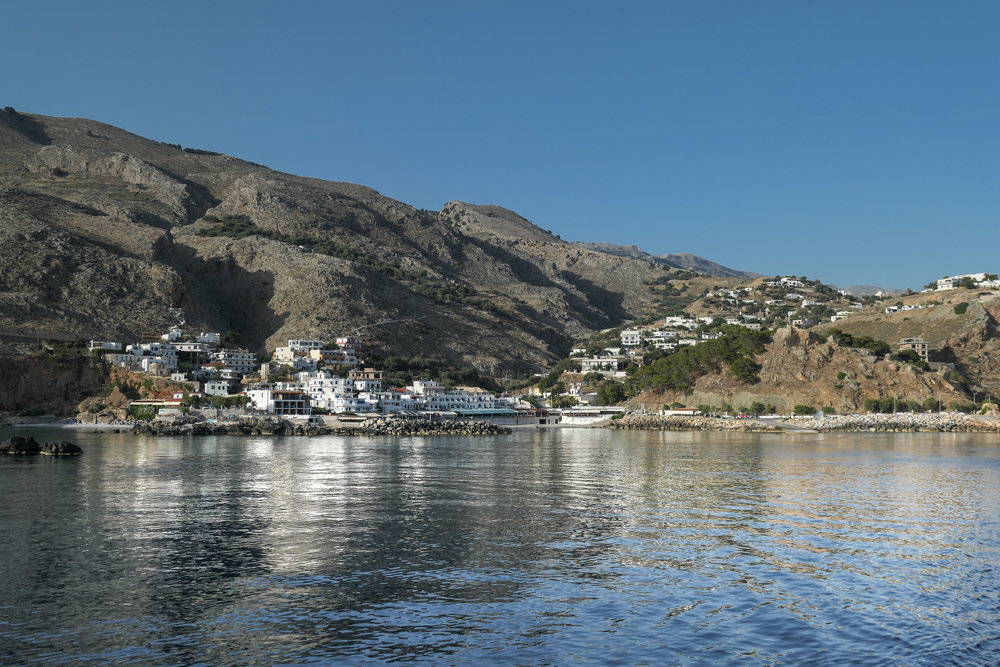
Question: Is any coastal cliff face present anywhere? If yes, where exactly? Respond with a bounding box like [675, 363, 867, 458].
[671, 327, 966, 413]
[0, 355, 107, 417]
[0, 108, 677, 376]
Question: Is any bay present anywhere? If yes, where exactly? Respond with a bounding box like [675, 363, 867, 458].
[1, 427, 998, 664]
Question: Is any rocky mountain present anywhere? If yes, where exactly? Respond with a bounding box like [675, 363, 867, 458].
[572, 242, 760, 279]
[0, 108, 714, 377]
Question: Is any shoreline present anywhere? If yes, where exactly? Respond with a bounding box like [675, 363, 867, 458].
[7, 412, 1000, 435]
[604, 413, 1000, 433]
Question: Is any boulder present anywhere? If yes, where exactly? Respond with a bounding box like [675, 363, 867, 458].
[41, 441, 83, 456]
[0, 436, 42, 455]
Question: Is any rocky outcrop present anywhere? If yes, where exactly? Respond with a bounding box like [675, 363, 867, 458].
[359, 418, 510, 436]
[603, 415, 783, 432]
[788, 413, 1000, 432]
[0, 436, 41, 454]
[632, 324, 971, 416]
[40, 441, 83, 455]
[601, 412, 1000, 433]
[1, 436, 82, 455]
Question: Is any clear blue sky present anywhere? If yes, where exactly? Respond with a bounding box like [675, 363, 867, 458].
[4, 1, 998, 289]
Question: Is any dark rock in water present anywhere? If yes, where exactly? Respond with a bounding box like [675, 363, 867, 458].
[41, 441, 83, 456]
[0, 436, 42, 455]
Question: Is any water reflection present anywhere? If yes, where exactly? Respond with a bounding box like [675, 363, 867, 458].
[1, 427, 998, 663]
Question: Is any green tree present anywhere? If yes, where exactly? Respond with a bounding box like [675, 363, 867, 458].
[793, 404, 816, 415]
[551, 395, 578, 409]
[596, 381, 627, 405]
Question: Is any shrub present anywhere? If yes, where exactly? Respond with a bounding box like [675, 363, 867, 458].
[828, 329, 891, 356]
[954, 302, 969, 315]
[793, 404, 816, 415]
[822, 406, 836, 414]
[128, 404, 158, 421]
[836, 371, 847, 381]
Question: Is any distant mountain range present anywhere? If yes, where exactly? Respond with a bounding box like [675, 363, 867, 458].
[572, 243, 761, 279]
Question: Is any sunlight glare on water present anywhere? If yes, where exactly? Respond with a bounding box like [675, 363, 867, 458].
[1, 427, 998, 664]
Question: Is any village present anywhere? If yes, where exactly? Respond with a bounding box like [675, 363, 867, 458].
[69, 272, 998, 429]
[82, 329, 575, 428]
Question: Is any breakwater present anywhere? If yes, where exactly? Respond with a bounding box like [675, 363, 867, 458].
[602, 412, 1000, 433]
[604, 415, 784, 432]
[132, 416, 511, 436]
[789, 413, 1000, 432]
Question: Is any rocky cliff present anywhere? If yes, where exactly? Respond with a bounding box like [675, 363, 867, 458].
[632, 326, 971, 414]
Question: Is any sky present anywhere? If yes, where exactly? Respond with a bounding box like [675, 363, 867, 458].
[4, 1, 999, 290]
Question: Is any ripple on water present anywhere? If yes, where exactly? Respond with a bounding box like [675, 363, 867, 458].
[0, 428, 998, 663]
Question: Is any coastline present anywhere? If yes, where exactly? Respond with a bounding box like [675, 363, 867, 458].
[602, 412, 1000, 433]
[8, 412, 1000, 436]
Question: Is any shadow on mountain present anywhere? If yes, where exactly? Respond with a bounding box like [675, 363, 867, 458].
[163, 242, 287, 352]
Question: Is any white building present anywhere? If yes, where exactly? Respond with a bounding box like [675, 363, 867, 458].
[246, 387, 311, 416]
[204, 380, 234, 397]
[336, 336, 364, 354]
[663, 316, 697, 329]
[580, 357, 625, 373]
[88, 340, 122, 351]
[287, 339, 324, 351]
[196, 332, 221, 345]
[408, 380, 499, 411]
[105, 353, 140, 367]
[937, 273, 989, 290]
[173, 341, 210, 355]
[212, 349, 257, 375]
[161, 326, 184, 342]
[620, 329, 642, 346]
[349, 368, 385, 393]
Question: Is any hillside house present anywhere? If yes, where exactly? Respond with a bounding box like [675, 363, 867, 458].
[899, 337, 930, 362]
[88, 340, 122, 351]
[620, 329, 642, 346]
[580, 356, 625, 373]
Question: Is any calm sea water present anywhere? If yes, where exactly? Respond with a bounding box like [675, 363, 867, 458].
[1, 427, 998, 665]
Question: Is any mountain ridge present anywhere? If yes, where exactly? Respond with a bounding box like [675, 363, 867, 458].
[571, 242, 760, 279]
[0, 109, 729, 376]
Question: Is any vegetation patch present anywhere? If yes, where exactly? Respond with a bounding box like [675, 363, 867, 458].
[827, 329, 891, 356]
[630, 327, 772, 393]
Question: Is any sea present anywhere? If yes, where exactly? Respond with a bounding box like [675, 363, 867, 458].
[1, 426, 998, 665]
